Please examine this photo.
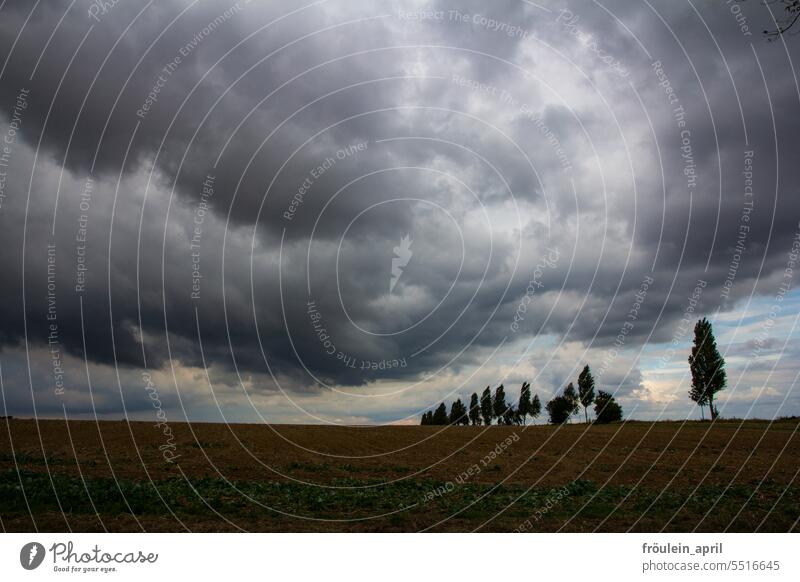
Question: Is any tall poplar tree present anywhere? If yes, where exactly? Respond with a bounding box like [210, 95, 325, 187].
[578, 365, 596, 423]
[530, 394, 542, 424]
[493, 385, 508, 421]
[468, 393, 481, 426]
[563, 382, 580, 419]
[517, 382, 532, 424]
[688, 318, 726, 420]
[432, 402, 449, 425]
[480, 387, 494, 426]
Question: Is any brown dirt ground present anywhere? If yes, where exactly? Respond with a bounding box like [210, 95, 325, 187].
[1, 418, 798, 532]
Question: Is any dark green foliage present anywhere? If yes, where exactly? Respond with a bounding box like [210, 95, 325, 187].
[3, 470, 796, 531]
[578, 365, 596, 423]
[418, 362, 611, 427]
[500, 405, 521, 426]
[530, 394, 542, 424]
[449, 399, 469, 425]
[688, 318, 726, 420]
[517, 382, 532, 424]
[493, 385, 509, 420]
[593, 390, 623, 423]
[480, 386, 494, 426]
[546, 395, 574, 424]
[432, 403, 449, 425]
[562, 382, 580, 417]
[468, 393, 481, 426]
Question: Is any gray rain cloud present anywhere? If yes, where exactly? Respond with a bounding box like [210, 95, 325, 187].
[0, 0, 798, 422]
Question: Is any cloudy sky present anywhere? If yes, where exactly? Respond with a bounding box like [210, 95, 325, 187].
[0, 0, 798, 424]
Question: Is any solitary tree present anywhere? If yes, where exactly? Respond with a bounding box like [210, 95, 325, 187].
[594, 390, 623, 423]
[578, 365, 596, 423]
[480, 387, 494, 426]
[493, 385, 509, 421]
[517, 382, 532, 424]
[449, 399, 469, 425]
[688, 317, 726, 421]
[468, 393, 482, 426]
[432, 402, 449, 425]
[563, 382, 580, 420]
[530, 394, 542, 424]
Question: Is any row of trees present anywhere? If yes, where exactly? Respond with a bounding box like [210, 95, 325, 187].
[530, 365, 623, 424]
[422, 318, 727, 426]
[420, 382, 542, 426]
[544, 365, 598, 424]
[421, 366, 624, 426]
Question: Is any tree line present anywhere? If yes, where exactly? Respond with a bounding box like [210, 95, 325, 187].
[420, 382, 541, 426]
[421, 317, 728, 426]
[421, 365, 624, 425]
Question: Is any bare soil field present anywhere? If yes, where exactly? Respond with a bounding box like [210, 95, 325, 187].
[1, 418, 798, 532]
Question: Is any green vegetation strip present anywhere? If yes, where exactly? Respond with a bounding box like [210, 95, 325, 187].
[0, 470, 797, 525]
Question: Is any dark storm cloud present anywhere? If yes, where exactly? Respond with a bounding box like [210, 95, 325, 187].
[0, 0, 799, 420]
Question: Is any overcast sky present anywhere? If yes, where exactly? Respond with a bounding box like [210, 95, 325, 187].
[0, 0, 798, 424]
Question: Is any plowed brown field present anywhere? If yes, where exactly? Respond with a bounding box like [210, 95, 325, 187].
[1, 418, 798, 532]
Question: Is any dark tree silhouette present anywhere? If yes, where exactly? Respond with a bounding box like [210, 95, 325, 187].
[530, 394, 542, 424]
[480, 386, 494, 426]
[469, 392, 482, 426]
[501, 405, 520, 426]
[432, 402, 449, 425]
[420, 411, 433, 425]
[578, 365, 596, 423]
[493, 385, 509, 421]
[449, 399, 469, 425]
[563, 382, 580, 420]
[688, 318, 727, 420]
[594, 390, 623, 423]
[546, 395, 573, 424]
[517, 382, 532, 424]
